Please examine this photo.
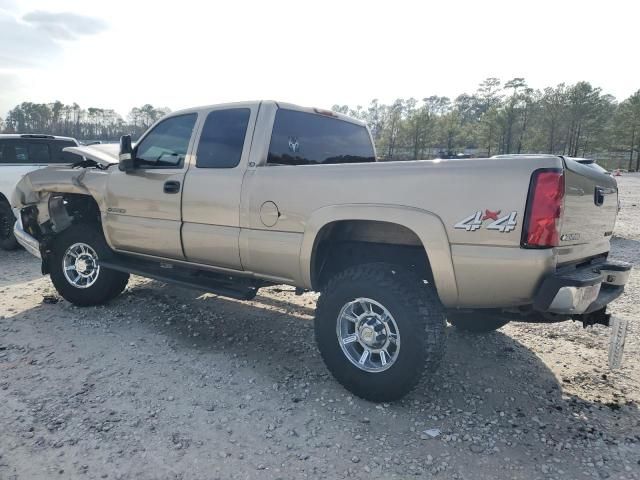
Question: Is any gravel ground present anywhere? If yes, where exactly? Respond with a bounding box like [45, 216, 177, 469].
[1, 175, 639, 480]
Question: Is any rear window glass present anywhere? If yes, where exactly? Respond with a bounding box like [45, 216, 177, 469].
[267, 109, 375, 166]
[196, 109, 250, 168]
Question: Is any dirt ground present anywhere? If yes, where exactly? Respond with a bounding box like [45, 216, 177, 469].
[1, 175, 639, 480]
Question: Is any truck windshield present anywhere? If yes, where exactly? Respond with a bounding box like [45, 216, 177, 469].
[267, 109, 375, 166]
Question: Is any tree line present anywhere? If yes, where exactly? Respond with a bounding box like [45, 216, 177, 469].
[1, 78, 639, 170]
[0, 101, 170, 141]
[333, 79, 640, 171]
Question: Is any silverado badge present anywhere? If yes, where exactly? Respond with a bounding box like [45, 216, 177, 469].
[455, 210, 517, 233]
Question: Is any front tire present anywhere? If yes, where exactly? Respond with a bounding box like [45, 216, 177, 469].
[315, 263, 446, 402]
[0, 201, 19, 251]
[49, 225, 129, 306]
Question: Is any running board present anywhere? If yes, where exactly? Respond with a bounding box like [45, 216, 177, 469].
[99, 255, 261, 301]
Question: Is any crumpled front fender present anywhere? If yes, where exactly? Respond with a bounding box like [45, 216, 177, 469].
[12, 165, 111, 229]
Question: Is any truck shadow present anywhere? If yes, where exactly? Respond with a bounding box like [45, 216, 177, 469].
[121, 280, 636, 415]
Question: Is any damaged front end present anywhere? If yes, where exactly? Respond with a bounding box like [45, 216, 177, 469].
[12, 145, 116, 273]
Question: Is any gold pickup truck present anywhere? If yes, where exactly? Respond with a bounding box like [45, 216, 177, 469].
[11, 100, 631, 401]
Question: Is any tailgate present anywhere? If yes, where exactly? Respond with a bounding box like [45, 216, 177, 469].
[561, 158, 618, 247]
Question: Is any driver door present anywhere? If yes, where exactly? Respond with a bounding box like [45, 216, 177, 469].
[103, 113, 198, 259]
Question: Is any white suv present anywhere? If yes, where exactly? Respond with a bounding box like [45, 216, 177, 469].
[0, 134, 79, 250]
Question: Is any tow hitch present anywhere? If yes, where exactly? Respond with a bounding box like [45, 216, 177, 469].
[575, 307, 610, 328]
[574, 308, 628, 369]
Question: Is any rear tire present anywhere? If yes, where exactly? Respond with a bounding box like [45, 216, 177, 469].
[49, 224, 129, 306]
[0, 201, 19, 251]
[448, 313, 510, 333]
[315, 263, 446, 402]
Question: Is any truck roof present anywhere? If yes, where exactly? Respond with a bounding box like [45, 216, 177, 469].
[168, 100, 368, 128]
[0, 134, 78, 142]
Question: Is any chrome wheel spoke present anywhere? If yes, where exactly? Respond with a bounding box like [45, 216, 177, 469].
[380, 350, 388, 366]
[358, 349, 369, 365]
[344, 313, 358, 323]
[62, 242, 100, 289]
[358, 299, 372, 315]
[342, 334, 358, 345]
[336, 297, 400, 373]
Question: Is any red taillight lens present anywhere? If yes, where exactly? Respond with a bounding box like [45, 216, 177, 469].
[522, 169, 564, 248]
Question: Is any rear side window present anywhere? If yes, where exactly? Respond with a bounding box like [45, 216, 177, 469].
[196, 109, 250, 168]
[0, 140, 49, 164]
[0, 141, 25, 163]
[267, 109, 375, 166]
[28, 143, 50, 163]
[50, 141, 78, 163]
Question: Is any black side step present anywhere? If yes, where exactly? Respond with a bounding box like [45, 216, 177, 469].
[99, 255, 261, 301]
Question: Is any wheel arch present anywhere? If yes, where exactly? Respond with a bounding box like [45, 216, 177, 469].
[49, 193, 102, 229]
[25, 193, 105, 274]
[300, 205, 458, 306]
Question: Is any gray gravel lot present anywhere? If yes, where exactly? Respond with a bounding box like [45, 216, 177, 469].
[1, 174, 639, 480]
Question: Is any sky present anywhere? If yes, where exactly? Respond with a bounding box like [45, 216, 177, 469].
[0, 0, 638, 118]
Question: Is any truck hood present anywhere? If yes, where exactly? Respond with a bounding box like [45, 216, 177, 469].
[64, 144, 120, 167]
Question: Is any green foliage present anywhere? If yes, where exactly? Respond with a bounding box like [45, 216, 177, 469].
[2, 101, 171, 140]
[341, 79, 638, 169]
[2, 84, 639, 169]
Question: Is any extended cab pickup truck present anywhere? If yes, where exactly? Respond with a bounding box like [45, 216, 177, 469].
[11, 101, 631, 401]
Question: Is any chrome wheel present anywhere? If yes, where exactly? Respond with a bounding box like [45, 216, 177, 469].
[62, 242, 100, 288]
[336, 298, 400, 373]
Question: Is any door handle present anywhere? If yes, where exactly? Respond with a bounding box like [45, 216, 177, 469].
[164, 180, 181, 194]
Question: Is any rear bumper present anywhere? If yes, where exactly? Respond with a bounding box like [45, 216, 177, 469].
[533, 259, 631, 315]
[13, 216, 41, 259]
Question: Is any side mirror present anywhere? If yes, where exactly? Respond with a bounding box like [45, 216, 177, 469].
[118, 135, 135, 172]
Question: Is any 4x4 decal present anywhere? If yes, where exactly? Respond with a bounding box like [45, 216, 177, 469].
[454, 209, 517, 233]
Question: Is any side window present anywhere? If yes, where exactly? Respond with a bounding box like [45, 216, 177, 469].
[49, 141, 78, 163]
[135, 113, 197, 168]
[28, 142, 50, 163]
[0, 142, 29, 164]
[196, 109, 250, 168]
[267, 109, 375, 166]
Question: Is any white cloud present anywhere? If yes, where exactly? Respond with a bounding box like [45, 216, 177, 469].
[0, 0, 16, 12]
[0, 12, 61, 67]
[0, 9, 106, 69]
[22, 10, 107, 40]
[1, 0, 638, 118]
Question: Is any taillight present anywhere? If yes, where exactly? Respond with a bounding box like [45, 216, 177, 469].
[521, 168, 564, 248]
